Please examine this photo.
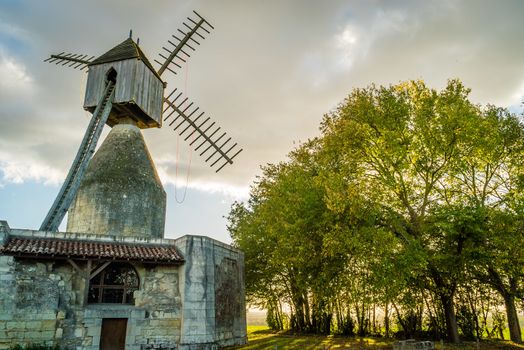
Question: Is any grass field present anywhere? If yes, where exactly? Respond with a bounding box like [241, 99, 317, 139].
[225, 326, 524, 349]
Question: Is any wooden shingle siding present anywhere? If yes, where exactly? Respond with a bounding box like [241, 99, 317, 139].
[84, 59, 163, 128]
[84, 60, 136, 107]
[135, 60, 164, 126]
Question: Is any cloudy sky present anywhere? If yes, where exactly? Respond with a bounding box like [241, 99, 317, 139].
[1, 0, 524, 243]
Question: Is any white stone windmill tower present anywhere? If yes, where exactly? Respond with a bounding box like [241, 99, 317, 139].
[40, 11, 243, 235]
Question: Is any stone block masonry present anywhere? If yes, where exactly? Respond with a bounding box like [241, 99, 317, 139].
[175, 235, 247, 349]
[0, 256, 182, 349]
[0, 223, 247, 349]
[66, 123, 166, 239]
[0, 256, 62, 349]
[393, 340, 435, 350]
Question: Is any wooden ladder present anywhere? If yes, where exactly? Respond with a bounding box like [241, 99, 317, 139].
[40, 82, 116, 232]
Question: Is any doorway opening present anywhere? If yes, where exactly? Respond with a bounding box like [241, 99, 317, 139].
[106, 67, 117, 84]
[100, 318, 127, 350]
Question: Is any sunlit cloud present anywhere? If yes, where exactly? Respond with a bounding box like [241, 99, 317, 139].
[0, 52, 33, 93]
[156, 160, 249, 201]
[334, 24, 360, 69]
[509, 80, 524, 107]
[0, 157, 63, 187]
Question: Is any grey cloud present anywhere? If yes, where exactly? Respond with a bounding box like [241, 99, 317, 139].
[1, 0, 524, 192]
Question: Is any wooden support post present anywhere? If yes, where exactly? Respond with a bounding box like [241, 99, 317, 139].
[83, 260, 92, 306]
[67, 259, 94, 306]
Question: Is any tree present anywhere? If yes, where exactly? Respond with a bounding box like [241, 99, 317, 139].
[319, 80, 485, 342]
[476, 209, 524, 342]
[228, 79, 524, 343]
[443, 105, 524, 342]
[229, 143, 346, 333]
[319, 80, 524, 342]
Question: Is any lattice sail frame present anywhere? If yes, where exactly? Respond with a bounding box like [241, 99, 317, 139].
[155, 10, 243, 172]
[163, 88, 243, 172]
[155, 11, 214, 76]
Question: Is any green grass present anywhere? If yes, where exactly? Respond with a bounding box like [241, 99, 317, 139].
[225, 326, 524, 349]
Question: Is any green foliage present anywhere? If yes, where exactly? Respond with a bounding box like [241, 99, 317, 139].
[456, 304, 477, 340]
[340, 314, 355, 337]
[229, 79, 524, 343]
[492, 311, 508, 339]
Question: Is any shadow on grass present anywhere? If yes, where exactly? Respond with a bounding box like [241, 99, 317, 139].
[227, 333, 391, 349]
[227, 333, 524, 350]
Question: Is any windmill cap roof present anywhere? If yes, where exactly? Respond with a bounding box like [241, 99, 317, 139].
[89, 37, 162, 80]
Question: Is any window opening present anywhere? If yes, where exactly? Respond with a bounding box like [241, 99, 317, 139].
[88, 262, 139, 304]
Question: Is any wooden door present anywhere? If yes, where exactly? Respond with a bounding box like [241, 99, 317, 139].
[100, 318, 127, 350]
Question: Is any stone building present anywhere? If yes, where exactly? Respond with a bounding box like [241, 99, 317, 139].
[0, 90, 246, 348]
[0, 225, 246, 349]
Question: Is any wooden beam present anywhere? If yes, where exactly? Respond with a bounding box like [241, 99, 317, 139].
[6, 253, 183, 265]
[67, 258, 83, 275]
[90, 261, 111, 280]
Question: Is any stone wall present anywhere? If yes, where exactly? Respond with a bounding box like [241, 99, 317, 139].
[215, 257, 244, 345]
[0, 225, 247, 350]
[0, 256, 183, 349]
[0, 228, 184, 349]
[0, 257, 71, 349]
[0, 222, 65, 347]
[175, 235, 247, 349]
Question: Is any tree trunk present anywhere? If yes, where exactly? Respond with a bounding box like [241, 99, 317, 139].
[372, 304, 376, 334]
[355, 304, 362, 335]
[487, 269, 522, 343]
[465, 289, 481, 339]
[293, 297, 305, 332]
[303, 292, 311, 332]
[393, 302, 408, 337]
[335, 300, 343, 333]
[503, 292, 522, 343]
[385, 302, 390, 337]
[278, 300, 285, 330]
[430, 266, 460, 343]
[441, 294, 460, 343]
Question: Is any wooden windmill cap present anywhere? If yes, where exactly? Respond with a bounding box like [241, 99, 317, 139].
[89, 38, 162, 81]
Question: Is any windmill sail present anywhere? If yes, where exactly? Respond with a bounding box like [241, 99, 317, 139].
[155, 11, 214, 76]
[163, 88, 242, 172]
[40, 82, 115, 231]
[44, 53, 95, 70]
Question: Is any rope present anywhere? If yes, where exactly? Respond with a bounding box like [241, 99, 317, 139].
[174, 53, 193, 204]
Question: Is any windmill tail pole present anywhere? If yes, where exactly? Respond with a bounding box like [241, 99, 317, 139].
[39, 82, 116, 232]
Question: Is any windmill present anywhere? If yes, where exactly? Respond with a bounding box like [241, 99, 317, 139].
[40, 11, 242, 232]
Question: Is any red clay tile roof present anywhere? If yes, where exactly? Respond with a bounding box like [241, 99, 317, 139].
[1, 236, 184, 264]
